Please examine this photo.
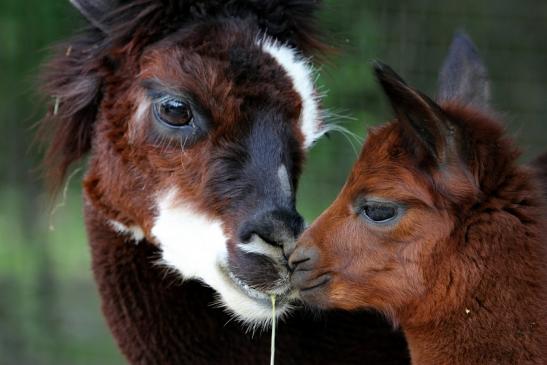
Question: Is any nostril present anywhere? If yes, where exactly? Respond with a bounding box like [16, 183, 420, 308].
[238, 208, 303, 248]
[288, 255, 310, 271]
[238, 230, 253, 244]
[289, 246, 319, 272]
[238, 217, 279, 246]
[252, 232, 280, 247]
[238, 227, 279, 249]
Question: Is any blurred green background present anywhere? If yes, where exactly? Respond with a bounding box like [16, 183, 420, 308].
[1, 0, 545, 364]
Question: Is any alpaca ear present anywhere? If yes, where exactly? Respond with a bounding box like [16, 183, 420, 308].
[374, 61, 461, 166]
[70, 0, 115, 33]
[438, 31, 490, 107]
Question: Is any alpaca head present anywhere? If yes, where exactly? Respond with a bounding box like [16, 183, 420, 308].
[41, 0, 328, 326]
[288, 34, 520, 322]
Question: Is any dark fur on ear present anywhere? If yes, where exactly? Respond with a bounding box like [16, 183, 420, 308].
[39, 0, 326, 195]
[438, 31, 490, 107]
[373, 61, 461, 166]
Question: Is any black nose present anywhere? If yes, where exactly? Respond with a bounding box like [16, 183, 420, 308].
[238, 208, 304, 253]
[288, 245, 319, 272]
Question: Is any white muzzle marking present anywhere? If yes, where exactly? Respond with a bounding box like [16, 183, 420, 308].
[150, 189, 291, 325]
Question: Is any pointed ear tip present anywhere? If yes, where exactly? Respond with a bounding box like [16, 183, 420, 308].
[451, 31, 479, 53]
[69, 0, 113, 33]
[371, 61, 406, 90]
[371, 60, 391, 81]
[69, 0, 93, 10]
[453, 29, 470, 40]
[371, 60, 386, 71]
[69, 0, 80, 9]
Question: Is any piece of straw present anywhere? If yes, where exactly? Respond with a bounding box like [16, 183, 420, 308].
[48, 167, 81, 231]
[270, 294, 276, 365]
[53, 97, 60, 116]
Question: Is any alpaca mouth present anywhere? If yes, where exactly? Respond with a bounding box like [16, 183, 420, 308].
[218, 263, 294, 309]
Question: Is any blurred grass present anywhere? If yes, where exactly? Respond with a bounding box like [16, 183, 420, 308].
[0, 188, 123, 365]
[0, 189, 84, 279]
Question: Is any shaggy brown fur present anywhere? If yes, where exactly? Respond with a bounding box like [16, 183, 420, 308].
[290, 61, 547, 364]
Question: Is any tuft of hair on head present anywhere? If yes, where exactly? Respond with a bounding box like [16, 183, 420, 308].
[437, 30, 490, 108]
[38, 31, 106, 198]
[68, 0, 330, 56]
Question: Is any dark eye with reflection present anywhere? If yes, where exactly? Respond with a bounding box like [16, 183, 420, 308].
[360, 201, 400, 223]
[153, 98, 193, 128]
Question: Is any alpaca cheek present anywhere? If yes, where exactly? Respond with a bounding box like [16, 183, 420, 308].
[151, 188, 229, 282]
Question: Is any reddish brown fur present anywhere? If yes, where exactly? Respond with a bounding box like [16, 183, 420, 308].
[291, 69, 547, 364]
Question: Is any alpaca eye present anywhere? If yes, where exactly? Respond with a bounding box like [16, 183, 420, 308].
[361, 202, 398, 223]
[154, 98, 193, 128]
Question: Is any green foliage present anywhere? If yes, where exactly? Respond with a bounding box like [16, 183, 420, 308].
[0, 188, 124, 364]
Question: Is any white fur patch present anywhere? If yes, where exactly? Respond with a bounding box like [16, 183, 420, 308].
[109, 220, 145, 242]
[151, 189, 290, 325]
[259, 37, 327, 148]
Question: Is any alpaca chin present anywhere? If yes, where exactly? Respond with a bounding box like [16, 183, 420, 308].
[150, 189, 293, 327]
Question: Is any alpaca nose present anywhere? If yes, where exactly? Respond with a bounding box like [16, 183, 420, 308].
[290, 244, 328, 292]
[238, 208, 304, 257]
[288, 245, 320, 272]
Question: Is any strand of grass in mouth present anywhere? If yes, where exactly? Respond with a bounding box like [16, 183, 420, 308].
[270, 294, 276, 365]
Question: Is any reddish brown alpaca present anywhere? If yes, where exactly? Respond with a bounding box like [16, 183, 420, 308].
[290, 35, 547, 364]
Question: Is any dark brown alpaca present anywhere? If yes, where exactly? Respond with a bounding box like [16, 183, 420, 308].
[290, 34, 547, 365]
[40, 1, 409, 363]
